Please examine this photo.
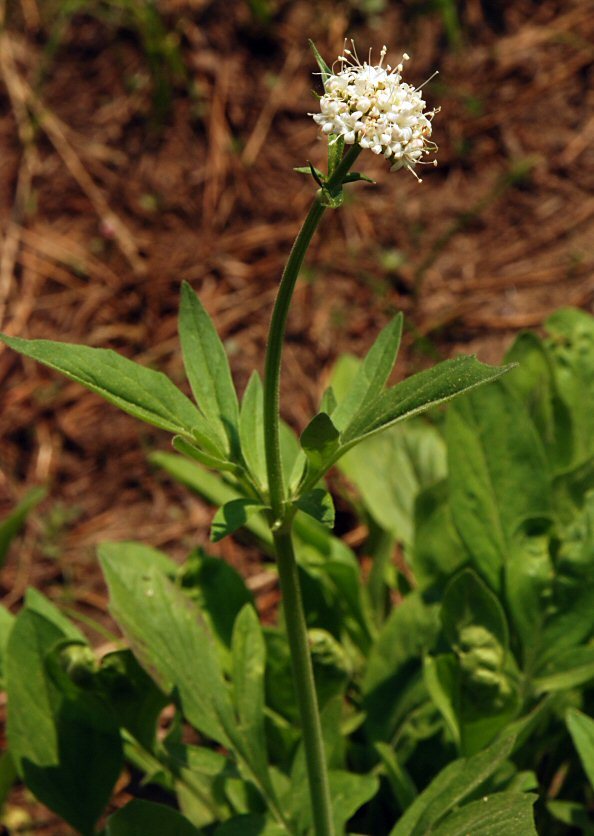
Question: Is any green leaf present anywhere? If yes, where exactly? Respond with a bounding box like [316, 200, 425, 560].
[280, 420, 305, 489]
[533, 646, 594, 693]
[433, 791, 537, 835]
[446, 380, 551, 591]
[343, 357, 514, 450]
[6, 607, 122, 834]
[342, 171, 376, 184]
[329, 354, 360, 402]
[567, 708, 594, 789]
[231, 606, 272, 793]
[6, 608, 62, 773]
[328, 770, 379, 833]
[363, 592, 440, 741]
[180, 550, 253, 651]
[308, 38, 332, 85]
[210, 499, 269, 543]
[215, 814, 285, 835]
[173, 435, 239, 474]
[100, 543, 234, 746]
[239, 372, 267, 491]
[0, 486, 46, 566]
[504, 332, 572, 471]
[439, 570, 517, 754]
[294, 163, 325, 185]
[327, 134, 345, 181]
[534, 492, 594, 670]
[290, 768, 379, 836]
[105, 799, 201, 835]
[442, 570, 509, 653]
[546, 307, 594, 465]
[547, 800, 594, 831]
[0, 333, 225, 456]
[319, 385, 337, 415]
[179, 282, 240, 456]
[294, 488, 335, 528]
[338, 417, 446, 546]
[97, 650, 168, 750]
[300, 412, 340, 471]
[504, 522, 554, 670]
[0, 606, 15, 688]
[332, 314, 403, 431]
[164, 742, 234, 827]
[0, 750, 17, 811]
[375, 742, 417, 812]
[389, 732, 517, 835]
[423, 654, 461, 747]
[412, 480, 469, 590]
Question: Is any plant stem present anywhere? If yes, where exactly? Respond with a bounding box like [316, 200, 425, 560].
[274, 528, 334, 836]
[261, 144, 361, 836]
[263, 143, 361, 521]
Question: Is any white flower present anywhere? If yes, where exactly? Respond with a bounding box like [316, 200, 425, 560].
[311, 43, 439, 180]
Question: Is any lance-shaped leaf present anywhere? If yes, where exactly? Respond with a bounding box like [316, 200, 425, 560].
[343, 356, 514, 447]
[179, 282, 240, 456]
[332, 314, 403, 431]
[210, 499, 269, 543]
[309, 39, 332, 86]
[300, 412, 340, 471]
[239, 372, 267, 491]
[389, 732, 519, 835]
[231, 606, 272, 793]
[173, 436, 240, 475]
[0, 334, 226, 457]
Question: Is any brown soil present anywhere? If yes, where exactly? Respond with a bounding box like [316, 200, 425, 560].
[1, 0, 593, 831]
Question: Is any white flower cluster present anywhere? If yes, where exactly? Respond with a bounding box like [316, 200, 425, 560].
[312, 44, 438, 179]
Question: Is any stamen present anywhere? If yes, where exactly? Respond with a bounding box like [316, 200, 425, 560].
[417, 70, 439, 91]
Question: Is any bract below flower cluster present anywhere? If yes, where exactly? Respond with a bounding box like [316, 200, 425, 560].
[312, 44, 438, 179]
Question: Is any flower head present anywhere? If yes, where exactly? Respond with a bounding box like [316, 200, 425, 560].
[312, 42, 439, 180]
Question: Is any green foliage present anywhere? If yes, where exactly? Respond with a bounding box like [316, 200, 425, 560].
[0, 486, 46, 567]
[8, 291, 594, 833]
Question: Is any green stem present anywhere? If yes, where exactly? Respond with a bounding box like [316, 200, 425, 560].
[263, 143, 361, 521]
[261, 143, 361, 836]
[274, 529, 334, 836]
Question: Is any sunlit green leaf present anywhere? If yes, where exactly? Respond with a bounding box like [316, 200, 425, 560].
[0, 333, 225, 456]
[179, 281, 240, 456]
[343, 357, 514, 452]
[332, 314, 403, 431]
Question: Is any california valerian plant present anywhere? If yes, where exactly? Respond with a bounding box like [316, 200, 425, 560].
[0, 42, 565, 835]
